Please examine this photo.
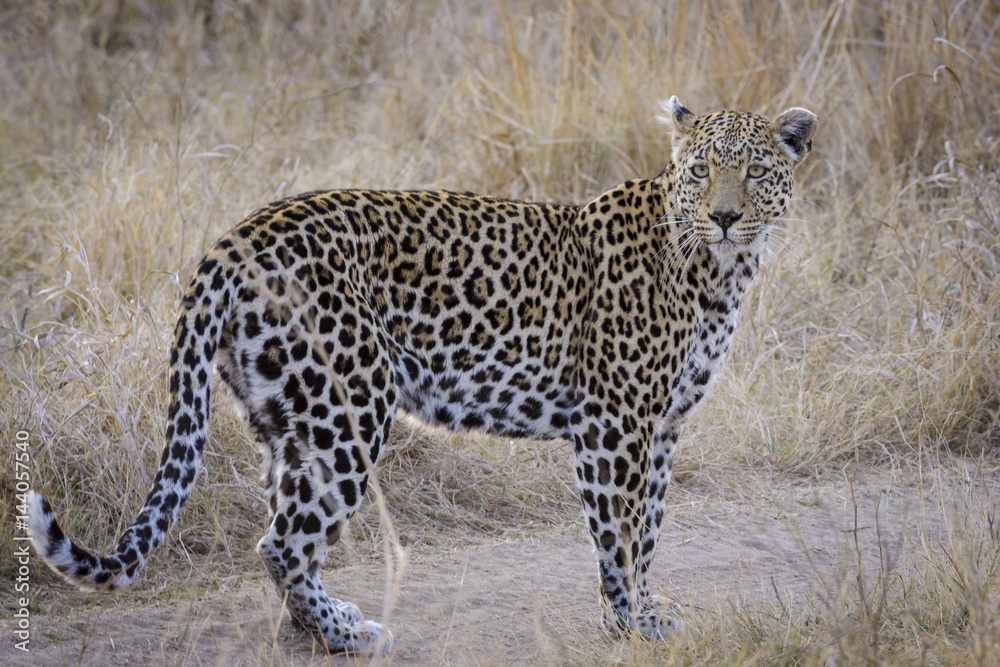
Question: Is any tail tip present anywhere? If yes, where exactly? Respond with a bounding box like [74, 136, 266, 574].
[27, 490, 135, 593]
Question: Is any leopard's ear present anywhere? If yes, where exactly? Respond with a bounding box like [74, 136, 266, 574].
[657, 96, 697, 164]
[772, 107, 817, 162]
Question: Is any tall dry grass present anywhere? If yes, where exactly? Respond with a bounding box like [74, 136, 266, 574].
[1, 0, 999, 663]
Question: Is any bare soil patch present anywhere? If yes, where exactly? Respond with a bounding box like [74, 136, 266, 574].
[8, 469, 989, 666]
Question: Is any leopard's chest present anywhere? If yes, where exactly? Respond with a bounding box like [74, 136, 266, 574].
[658, 289, 743, 435]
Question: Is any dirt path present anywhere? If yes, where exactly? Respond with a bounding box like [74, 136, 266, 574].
[7, 474, 984, 665]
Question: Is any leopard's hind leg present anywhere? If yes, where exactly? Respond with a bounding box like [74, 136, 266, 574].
[256, 457, 388, 654]
[224, 303, 398, 653]
[252, 362, 397, 653]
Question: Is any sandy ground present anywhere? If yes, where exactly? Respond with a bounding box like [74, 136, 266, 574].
[5, 471, 982, 666]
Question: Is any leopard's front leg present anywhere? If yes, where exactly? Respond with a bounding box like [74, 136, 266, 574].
[635, 427, 678, 604]
[572, 415, 673, 640]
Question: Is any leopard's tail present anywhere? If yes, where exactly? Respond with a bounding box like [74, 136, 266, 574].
[29, 252, 237, 591]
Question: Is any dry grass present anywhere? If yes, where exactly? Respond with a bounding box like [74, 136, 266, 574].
[2, 0, 999, 664]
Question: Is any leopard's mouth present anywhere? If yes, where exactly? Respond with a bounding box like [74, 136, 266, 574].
[700, 226, 760, 246]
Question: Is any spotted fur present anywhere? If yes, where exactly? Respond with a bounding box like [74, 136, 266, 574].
[29, 98, 816, 651]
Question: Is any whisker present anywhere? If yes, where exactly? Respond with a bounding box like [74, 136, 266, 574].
[766, 237, 795, 255]
[760, 227, 803, 258]
[678, 238, 700, 278]
[653, 204, 685, 221]
[655, 229, 695, 269]
[661, 238, 691, 272]
[789, 197, 823, 211]
[763, 224, 807, 239]
[670, 233, 699, 261]
[659, 227, 695, 246]
[764, 217, 819, 231]
[669, 233, 701, 274]
[650, 218, 695, 230]
[762, 218, 816, 225]
[651, 206, 694, 226]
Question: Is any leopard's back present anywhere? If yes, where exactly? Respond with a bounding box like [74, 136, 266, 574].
[215, 189, 590, 443]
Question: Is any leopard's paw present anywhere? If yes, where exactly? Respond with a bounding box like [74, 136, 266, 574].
[640, 594, 682, 630]
[635, 607, 681, 640]
[603, 601, 682, 641]
[343, 619, 394, 653]
[334, 599, 363, 626]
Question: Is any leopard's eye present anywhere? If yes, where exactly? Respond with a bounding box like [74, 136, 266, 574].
[691, 164, 709, 178]
[747, 165, 768, 179]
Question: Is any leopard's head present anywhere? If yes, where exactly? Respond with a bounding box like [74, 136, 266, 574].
[658, 97, 816, 258]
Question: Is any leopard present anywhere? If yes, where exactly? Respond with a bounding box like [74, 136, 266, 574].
[28, 97, 816, 653]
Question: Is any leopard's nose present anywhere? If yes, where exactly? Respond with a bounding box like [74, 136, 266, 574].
[708, 210, 743, 231]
